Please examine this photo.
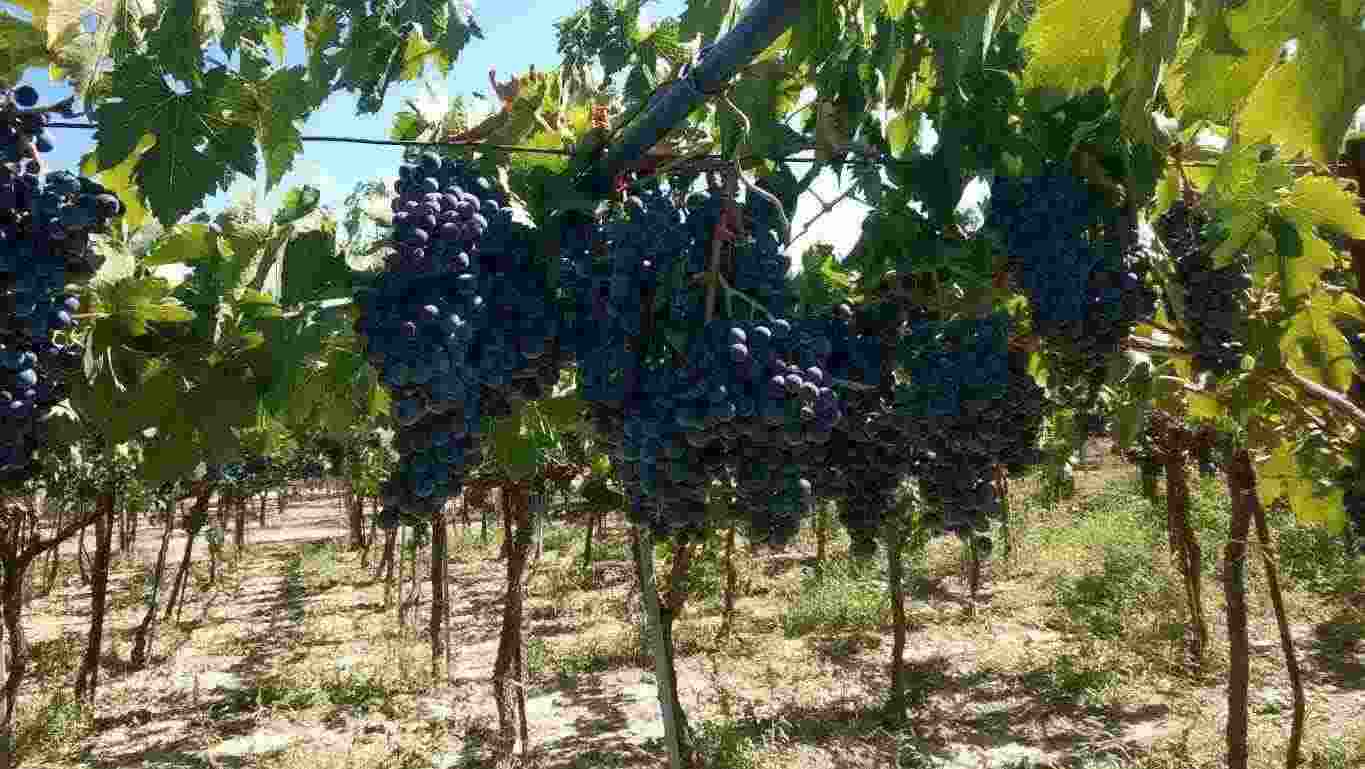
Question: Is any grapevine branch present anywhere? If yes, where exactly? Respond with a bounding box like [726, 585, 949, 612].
[789, 186, 860, 247]
[1282, 367, 1365, 430]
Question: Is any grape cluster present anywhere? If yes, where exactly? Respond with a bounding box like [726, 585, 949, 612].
[990, 168, 1156, 393]
[355, 152, 559, 520]
[2, 86, 124, 482]
[1155, 199, 1250, 378]
[890, 314, 1046, 535]
[564, 178, 883, 547]
[732, 188, 792, 318]
[0, 85, 54, 165]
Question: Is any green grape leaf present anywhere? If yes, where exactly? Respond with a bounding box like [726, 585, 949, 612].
[274, 185, 321, 225]
[885, 113, 916, 158]
[248, 66, 316, 190]
[1262, 176, 1365, 302]
[1207, 143, 1294, 213]
[1282, 176, 1365, 240]
[492, 412, 539, 483]
[1256, 439, 1346, 533]
[790, 0, 841, 72]
[536, 393, 584, 433]
[0, 15, 49, 86]
[144, 223, 218, 267]
[280, 219, 347, 305]
[678, 0, 736, 45]
[1165, 31, 1276, 121]
[797, 242, 856, 313]
[141, 430, 206, 486]
[1115, 0, 1186, 143]
[94, 58, 257, 226]
[390, 110, 425, 140]
[1020, 0, 1130, 95]
[144, 0, 206, 86]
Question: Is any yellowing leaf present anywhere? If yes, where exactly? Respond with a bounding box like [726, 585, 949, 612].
[1282, 293, 1357, 394]
[81, 133, 153, 232]
[885, 113, 915, 158]
[1208, 143, 1293, 213]
[1187, 391, 1223, 421]
[145, 223, 218, 266]
[1255, 441, 1346, 532]
[1165, 34, 1277, 121]
[1282, 176, 1365, 240]
[1020, 0, 1131, 94]
[1239, 24, 1365, 164]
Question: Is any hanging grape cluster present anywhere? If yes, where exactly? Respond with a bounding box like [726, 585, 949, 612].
[354, 152, 560, 524]
[562, 176, 883, 547]
[2, 84, 123, 482]
[888, 313, 1045, 536]
[989, 167, 1156, 400]
[1154, 198, 1250, 379]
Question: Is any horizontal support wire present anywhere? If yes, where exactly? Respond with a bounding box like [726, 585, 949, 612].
[43, 121, 909, 168]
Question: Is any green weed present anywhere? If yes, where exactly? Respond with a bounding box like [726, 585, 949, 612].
[779, 557, 888, 638]
[14, 689, 91, 763]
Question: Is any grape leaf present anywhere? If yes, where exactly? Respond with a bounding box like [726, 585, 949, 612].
[678, 0, 735, 45]
[144, 0, 206, 85]
[1282, 292, 1356, 395]
[81, 133, 153, 232]
[492, 412, 539, 483]
[797, 243, 856, 313]
[281, 218, 347, 305]
[274, 185, 321, 225]
[1020, 0, 1130, 94]
[94, 58, 258, 226]
[246, 66, 315, 189]
[1256, 439, 1347, 533]
[1239, 24, 1365, 164]
[1114, 0, 1186, 143]
[789, 0, 840, 71]
[144, 223, 218, 267]
[0, 15, 48, 85]
[1164, 31, 1275, 121]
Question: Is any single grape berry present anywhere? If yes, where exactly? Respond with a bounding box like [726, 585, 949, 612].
[14, 85, 39, 107]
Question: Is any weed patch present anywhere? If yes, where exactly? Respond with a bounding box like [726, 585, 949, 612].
[779, 558, 887, 638]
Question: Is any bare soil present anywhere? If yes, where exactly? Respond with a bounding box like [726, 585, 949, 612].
[17, 472, 1365, 769]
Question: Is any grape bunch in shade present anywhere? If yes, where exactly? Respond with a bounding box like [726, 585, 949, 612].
[354, 152, 560, 522]
[2, 84, 125, 482]
[890, 313, 1047, 537]
[1154, 198, 1250, 379]
[989, 167, 1156, 396]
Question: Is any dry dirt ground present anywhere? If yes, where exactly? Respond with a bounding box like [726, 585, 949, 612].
[16, 467, 1365, 769]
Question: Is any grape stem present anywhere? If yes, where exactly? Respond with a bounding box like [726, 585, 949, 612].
[736, 172, 791, 244]
[716, 274, 776, 322]
[705, 169, 740, 323]
[16, 95, 76, 117]
[1123, 335, 1192, 357]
